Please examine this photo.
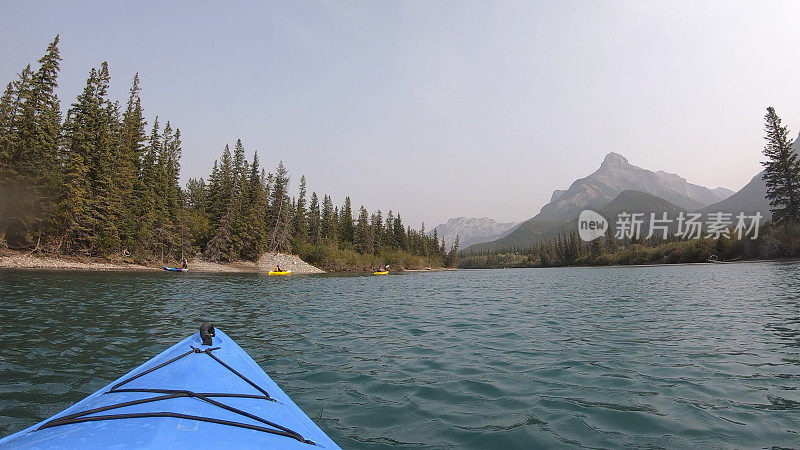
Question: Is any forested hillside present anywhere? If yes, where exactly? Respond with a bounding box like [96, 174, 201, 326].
[0, 37, 456, 270]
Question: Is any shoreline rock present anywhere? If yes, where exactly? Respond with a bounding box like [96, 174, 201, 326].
[0, 251, 153, 271]
[0, 251, 325, 274]
[256, 252, 325, 274]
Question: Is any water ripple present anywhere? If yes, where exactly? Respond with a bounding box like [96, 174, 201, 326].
[1, 262, 799, 448]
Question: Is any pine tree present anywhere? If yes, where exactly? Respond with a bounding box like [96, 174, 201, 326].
[308, 192, 321, 244]
[205, 207, 232, 261]
[56, 67, 92, 253]
[0, 65, 34, 185]
[117, 73, 147, 251]
[0, 82, 18, 184]
[58, 64, 121, 254]
[339, 196, 354, 244]
[233, 138, 245, 175]
[0, 36, 63, 248]
[568, 230, 581, 263]
[89, 62, 122, 255]
[267, 161, 291, 252]
[151, 119, 175, 260]
[370, 210, 383, 253]
[205, 144, 236, 258]
[354, 205, 373, 254]
[446, 235, 460, 267]
[218, 144, 234, 210]
[332, 207, 339, 242]
[321, 194, 336, 242]
[28, 36, 63, 245]
[229, 140, 250, 258]
[385, 211, 395, 249]
[762, 107, 800, 223]
[131, 117, 159, 259]
[418, 223, 428, 256]
[164, 126, 187, 258]
[240, 151, 267, 260]
[204, 161, 220, 223]
[185, 176, 210, 252]
[589, 237, 602, 260]
[393, 213, 406, 250]
[430, 228, 440, 256]
[292, 175, 308, 240]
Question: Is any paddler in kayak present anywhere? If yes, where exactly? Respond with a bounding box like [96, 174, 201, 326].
[181, 258, 188, 269]
[274, 264, 282, 272]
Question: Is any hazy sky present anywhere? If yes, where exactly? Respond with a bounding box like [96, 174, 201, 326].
[3, 1, 800, 227]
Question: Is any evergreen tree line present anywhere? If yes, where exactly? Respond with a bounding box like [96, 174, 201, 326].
[185, 140, 458, 267]
[461, 107, 800, 269]
[1, 36, 188, 260]
[459, 228, 774, 269]
[0, 37, 458, 268]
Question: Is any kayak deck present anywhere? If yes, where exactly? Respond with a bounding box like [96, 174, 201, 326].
[0, 327, 338, 449]
[268, 271, 291, 276]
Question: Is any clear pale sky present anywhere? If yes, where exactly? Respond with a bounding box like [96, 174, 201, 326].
[3, 1, 800, 227]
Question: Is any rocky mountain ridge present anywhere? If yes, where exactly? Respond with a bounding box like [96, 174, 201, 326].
[431, 217, 519, 249]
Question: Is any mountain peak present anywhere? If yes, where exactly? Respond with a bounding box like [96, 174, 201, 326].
[532, 151, 734, 223]
[433, 217, 519, 248]
[601, 152, 629, 167]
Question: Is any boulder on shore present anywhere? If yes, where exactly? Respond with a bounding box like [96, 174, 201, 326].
[257, 252, 325, 274]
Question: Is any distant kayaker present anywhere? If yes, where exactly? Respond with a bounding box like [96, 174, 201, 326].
[181, 259, 188, 269]
[275, 265, 282, 272]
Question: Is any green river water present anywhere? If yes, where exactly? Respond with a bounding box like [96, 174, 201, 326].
[1, 262, 798, 448]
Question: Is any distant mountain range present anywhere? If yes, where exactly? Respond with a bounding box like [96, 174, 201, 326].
[697, 132, 800, 220]
[431, 217, 519, 249]
[467, 190, 687, 252]
[535, 152, 733, 223]
[699, 170, 769, 218]
[455, 136, 796, 253]
[465, 152, 749, 252]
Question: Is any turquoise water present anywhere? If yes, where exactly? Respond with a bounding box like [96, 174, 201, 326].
[1, 263, 798, 448]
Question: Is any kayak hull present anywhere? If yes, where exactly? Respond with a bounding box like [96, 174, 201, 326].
[268, 271, 291, 276]
[0, 328, 339, 449]
[161, 266, 187, 272]
[372, 271, 389, 275]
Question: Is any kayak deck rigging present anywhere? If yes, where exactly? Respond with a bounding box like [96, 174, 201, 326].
[34, 337, 315, 445]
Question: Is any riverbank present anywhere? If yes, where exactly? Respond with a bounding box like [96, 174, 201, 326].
[0, 251, 152, 271]
[0, 250, 325, 274]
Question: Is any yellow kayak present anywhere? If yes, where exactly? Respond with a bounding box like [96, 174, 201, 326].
[373, 271, 389, 275]
[268, 270, 292, 276]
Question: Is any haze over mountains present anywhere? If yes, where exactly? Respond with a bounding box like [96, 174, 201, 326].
[464, 152, 763, 252]
[535, 152, 733, 223]
[697, 132, 800, 219]
[699, 171, 769, 218]
[541, 190, 687, 245]
[431, 217, 518, 249]
[446, 133, 796, 253]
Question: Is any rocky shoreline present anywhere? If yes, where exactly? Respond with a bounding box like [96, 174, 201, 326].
[0, 251, 325, 274]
